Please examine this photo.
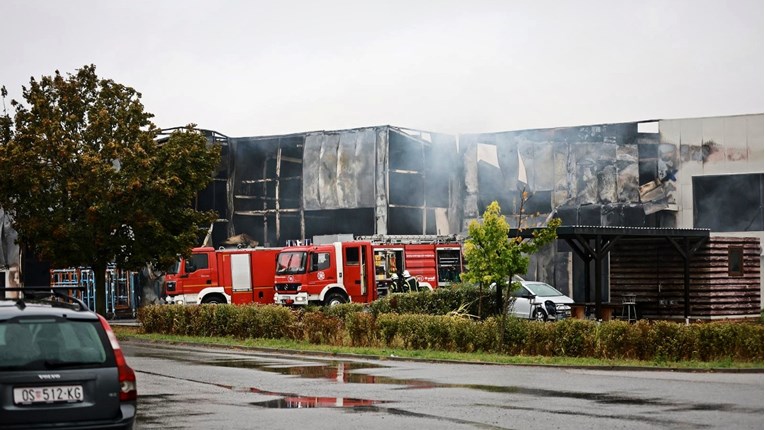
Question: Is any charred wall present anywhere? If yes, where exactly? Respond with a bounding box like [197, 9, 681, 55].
[464, 122, 660, 294]
[463, 122, 651, 227]
[387, 128, 459, 235]
[188, 131, 231, 247]
[222, 126, 462, 245]
[303, 129, 376, 210]
[304, 209, 375, 238]
[229, 134, 305, 246]
[693, 173, 763, 232]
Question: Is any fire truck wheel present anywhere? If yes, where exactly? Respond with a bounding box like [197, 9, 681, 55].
[324, 292, 348, 307]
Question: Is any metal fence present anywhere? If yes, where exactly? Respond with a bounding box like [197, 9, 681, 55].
[50, 266, 140, 319]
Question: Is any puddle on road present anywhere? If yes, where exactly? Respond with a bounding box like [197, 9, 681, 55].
[210, 358, 437, 388]
[211, 359, 385, 383]
[237, 380, 386, 409]
[249, 395, 384, 409]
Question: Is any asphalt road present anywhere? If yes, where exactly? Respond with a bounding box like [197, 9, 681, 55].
[122, 341, 764, 430]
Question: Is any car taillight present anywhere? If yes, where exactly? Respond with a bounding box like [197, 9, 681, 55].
[98, 315, 138, 402]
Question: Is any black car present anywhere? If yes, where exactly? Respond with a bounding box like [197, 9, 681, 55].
[0, 288, 137, 429]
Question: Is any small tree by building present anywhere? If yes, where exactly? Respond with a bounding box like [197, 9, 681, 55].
[0, 65, 220, 316]
[462, 200, 560, 317]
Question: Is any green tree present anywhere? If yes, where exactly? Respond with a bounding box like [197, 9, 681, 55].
[462, 200, 560, 317]
[0, 65, 220, 316]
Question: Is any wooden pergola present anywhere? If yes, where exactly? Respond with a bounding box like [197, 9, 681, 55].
[508, 225, 710, 320]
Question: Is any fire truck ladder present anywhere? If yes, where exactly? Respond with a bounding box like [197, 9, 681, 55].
[356, 234, 463, 244]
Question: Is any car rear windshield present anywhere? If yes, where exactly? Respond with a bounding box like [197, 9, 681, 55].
[525, 282, 564, 297]
[0, 318, 110, 371]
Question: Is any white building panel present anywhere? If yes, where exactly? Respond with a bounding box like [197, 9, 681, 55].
[747, 115, 764, 164]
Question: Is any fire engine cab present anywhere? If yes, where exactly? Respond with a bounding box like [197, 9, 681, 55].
[273, 235, 463, 306]
[273, 240, 375, 306]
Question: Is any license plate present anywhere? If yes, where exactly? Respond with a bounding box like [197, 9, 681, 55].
[13, 385, 84, 405]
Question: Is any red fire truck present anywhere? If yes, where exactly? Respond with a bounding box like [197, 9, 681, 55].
[273, 235, 463, 306]
[363, 235, 464, 291]
[164, 246, 281, 305]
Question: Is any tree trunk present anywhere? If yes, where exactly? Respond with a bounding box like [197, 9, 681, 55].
[93, 261, 108, 317]
[494, 280, 504, 315]
[498, 272, 514, 348]
[478, 282, 483, 319]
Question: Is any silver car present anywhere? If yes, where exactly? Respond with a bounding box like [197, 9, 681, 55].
[509, 280, 573, 321]
[0, 288, 137, 429]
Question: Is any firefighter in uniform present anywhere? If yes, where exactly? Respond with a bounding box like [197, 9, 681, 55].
[389, 273, 401, 293]
[403, 270, 419, 293]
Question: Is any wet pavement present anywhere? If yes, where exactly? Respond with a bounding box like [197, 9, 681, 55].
[123, 341, 764, 429]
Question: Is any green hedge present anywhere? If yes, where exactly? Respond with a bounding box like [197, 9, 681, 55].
[369, 283, 500, 319]
[137, 304, 764, 362]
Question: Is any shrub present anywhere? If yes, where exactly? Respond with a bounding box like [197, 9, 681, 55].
[448, 316, 484, 353]
[395, 314, 432, 350]
[473, 317, 500, 353]
[345, 311, 376, 347]
[696, 321, 764, 361]
[162, 305, 194, 336]
[370, 284, 498, 319]
[425, 316, 457, 351]
[321, 302, 367, 320]
[645, 321, 694, 362]
[596, 320, 639, 359]
[375, 313, 402, 347]
[499, 317, 531, 355]
[137, 305, 165, 333]
[230, 305, 296, 340]
[553, 319, 597, 357]
[299, 311, 343, 345]
[522, 320, 557, 356]
[185, 304, 238, 337]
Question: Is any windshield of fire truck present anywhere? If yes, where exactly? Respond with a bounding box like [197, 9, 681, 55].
[166, 260, 180, 275]
[276, 252, 306, 274]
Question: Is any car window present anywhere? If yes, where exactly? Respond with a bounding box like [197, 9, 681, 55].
[511, 287, 531, 298]
[0, 319, 108, 370]
[524, 282, 564, 297]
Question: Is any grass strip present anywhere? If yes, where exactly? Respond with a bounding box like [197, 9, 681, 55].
[113, 326, 763, 371]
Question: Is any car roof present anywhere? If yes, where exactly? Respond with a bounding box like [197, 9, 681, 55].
[521, 281, 552, 286]
[0, 301, 99, 321]
[0, 288, 97, 321]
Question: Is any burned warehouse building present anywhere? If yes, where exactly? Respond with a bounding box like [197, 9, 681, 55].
[190, 114, 763, 320]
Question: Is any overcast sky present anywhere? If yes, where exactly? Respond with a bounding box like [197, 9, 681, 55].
[1, 0, 762, 137]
